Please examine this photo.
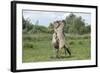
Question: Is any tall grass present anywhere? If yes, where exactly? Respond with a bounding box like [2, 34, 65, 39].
[22, 33, 91, 62]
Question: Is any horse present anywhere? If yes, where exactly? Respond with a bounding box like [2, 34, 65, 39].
[52, 20, 71, 58]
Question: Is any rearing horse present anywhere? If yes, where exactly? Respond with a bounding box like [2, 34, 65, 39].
[52, 20, 71, 58]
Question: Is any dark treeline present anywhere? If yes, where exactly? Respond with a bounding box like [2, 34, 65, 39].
[23, 13, 91, 34]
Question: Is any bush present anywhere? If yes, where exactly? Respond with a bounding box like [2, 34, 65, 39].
[69, 41, 74, 45]
[23, 42, 33, 49]
[78, 41, 83, 45]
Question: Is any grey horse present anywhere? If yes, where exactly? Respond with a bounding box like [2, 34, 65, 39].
[52, 20, 71, 58]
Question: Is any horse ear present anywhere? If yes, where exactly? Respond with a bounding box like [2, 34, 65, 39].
[56, 21, 59, 23]
[62, 20, 66, 24]
[53, 21, 60, 29]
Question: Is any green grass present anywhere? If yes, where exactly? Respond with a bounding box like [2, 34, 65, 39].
[22, 33, 91, 63]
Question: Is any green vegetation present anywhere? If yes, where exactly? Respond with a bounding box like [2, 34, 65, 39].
[22, 13, 91, 63]
[49, 13, 91, 34]
[22, 33, 91, 62]
[23, 13, 91, 34]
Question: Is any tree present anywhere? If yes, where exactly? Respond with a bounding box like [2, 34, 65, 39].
[22, 17, 33, 33]
[65, 13, 76, 33]
[48, 23, 54, 33]
[22, 17, 49, 34]
[64, 13, 90, 34]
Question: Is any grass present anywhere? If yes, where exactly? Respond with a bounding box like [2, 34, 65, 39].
[22, 33, 91, 63]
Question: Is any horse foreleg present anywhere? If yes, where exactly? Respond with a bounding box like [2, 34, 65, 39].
[55, 49, 59, 58]
[64, 48, 67, 56]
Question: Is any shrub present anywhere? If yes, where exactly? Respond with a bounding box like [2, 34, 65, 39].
[23, 42, 33, 49]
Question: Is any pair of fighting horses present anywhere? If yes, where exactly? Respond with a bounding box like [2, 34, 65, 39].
[52, 20, 71, 58]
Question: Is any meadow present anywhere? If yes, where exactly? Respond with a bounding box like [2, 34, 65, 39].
[22, 33, 91, 63]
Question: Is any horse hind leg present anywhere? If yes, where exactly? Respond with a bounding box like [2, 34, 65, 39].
[64, 45, 71, 56]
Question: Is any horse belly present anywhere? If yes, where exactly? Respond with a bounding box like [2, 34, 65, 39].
[52, 39, 59, 49]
